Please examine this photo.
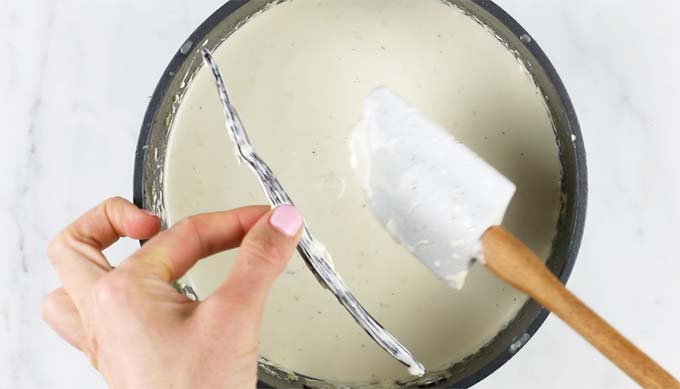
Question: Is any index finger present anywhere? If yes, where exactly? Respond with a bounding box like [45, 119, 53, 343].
[47, 197, 161, 309]
[119, 205, 269, 282]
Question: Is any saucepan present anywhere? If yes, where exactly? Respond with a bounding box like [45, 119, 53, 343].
[133, 0, 587, 387]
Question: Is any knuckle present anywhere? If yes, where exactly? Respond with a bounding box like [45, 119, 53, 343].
[91, 274, 131, 306]
[128, 251, 174, 281]
[173, 215, 204, 251]
[46, 232, 70, 265]
[104, 196, 126, 207]
[100, 196, 125, 218]
[39, 292, 59, 322]
[175, 216, 199, 236]
[100, 196, 128, 221]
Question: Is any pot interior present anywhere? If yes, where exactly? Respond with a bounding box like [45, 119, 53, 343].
[134, 0, 586, 387]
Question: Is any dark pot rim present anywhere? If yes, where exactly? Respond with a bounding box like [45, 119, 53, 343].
[133, 1, 588, 387]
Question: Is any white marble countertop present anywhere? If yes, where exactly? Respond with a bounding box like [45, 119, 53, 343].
[1, 1, 679, 388]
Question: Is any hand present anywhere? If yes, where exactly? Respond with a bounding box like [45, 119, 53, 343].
[40, 197, 304, 388]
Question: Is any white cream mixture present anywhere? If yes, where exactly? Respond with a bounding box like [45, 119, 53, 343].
[164, 0, 562, 385]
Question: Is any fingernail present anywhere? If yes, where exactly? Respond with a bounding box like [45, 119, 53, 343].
[270, 205, 303, 237]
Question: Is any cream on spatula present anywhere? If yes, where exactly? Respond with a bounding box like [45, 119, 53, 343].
[352, 87, 679, 389]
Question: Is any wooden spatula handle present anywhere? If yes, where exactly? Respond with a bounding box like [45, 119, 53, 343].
[482, 226, 679, 389]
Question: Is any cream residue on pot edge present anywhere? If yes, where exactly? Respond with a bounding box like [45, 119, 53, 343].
[164, 0, 562, 384]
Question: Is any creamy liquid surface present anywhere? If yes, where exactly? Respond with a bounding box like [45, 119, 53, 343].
[164, 0, 562, 384]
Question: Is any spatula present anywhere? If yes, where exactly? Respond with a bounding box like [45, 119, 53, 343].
[353, 87, 679, 389]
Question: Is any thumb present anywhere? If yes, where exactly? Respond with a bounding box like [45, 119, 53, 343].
[208, 204, 303, 313]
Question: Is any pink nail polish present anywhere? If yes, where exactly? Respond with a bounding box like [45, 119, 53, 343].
[270, 205, 303, 237]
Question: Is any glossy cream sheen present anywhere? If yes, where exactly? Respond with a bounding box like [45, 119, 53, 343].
[164, 0, 562, 384]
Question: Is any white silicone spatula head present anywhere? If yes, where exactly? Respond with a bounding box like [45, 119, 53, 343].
[351, 88, 680, 388]
[351, 87, 516, 289]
